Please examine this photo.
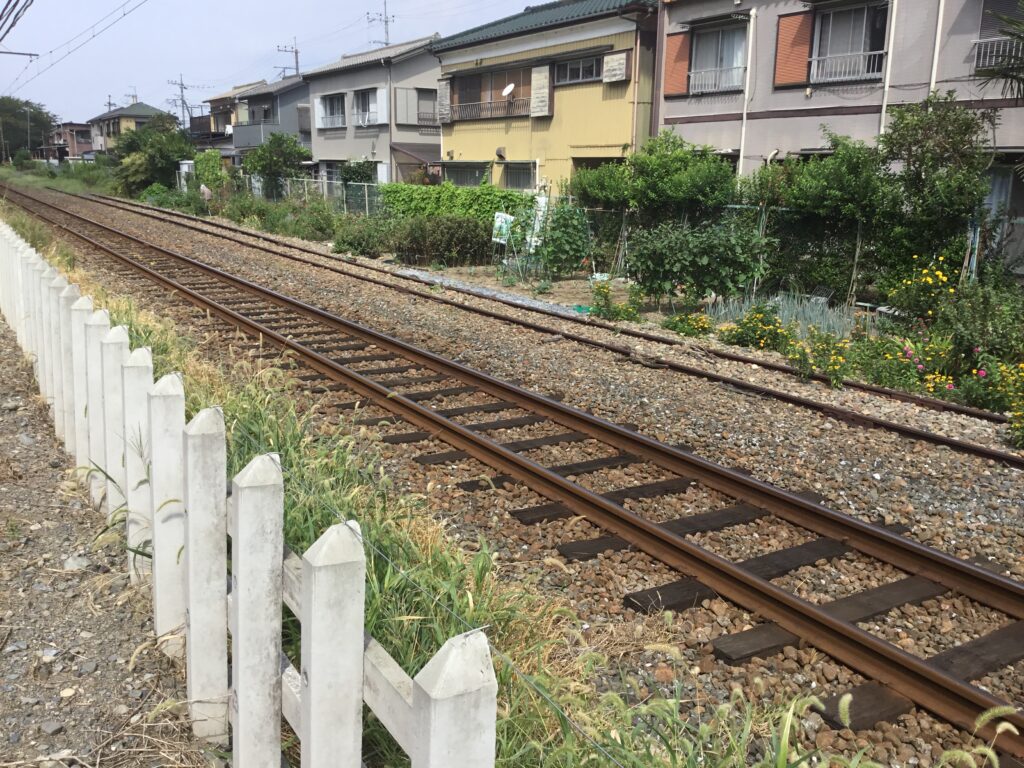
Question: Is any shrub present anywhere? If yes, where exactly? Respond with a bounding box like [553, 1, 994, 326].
[13, 148, 33, 170]
[223, 194, 273, 227]
[391, 215, 490, 267]
[568, 161, 630, 209]
[379, 181, 533, 224]
[933, 271, 1024, 372]
[886, 255, 956, 322]
[241, 133, 312, 199]
[718, 304, 793, 353]
[333, 215, 395, 258]
[139, 182, 206, 215]
[537, 204, 590, 276]
[279, 198, 336, 241]
[588, 280, 641, 321]
[662, 312, 712, 337]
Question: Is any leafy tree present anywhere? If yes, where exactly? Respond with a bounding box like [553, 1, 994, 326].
[878, 91, 996, 273]
[335, 160, 377, 184]
[114, 113, 194, 196]
[242, 133, 312, 198]
[980, 0, 1024, 99]
[568, 161, 631, 209]
[0, 96, 56, 158]
[194, 148, 228, 191]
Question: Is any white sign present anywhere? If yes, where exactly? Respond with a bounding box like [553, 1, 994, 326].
[603, 51, 630, 83]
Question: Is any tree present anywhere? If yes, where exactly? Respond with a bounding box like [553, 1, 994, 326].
[980, 0, 1024, 99]
[194, 148, 229, 191]
[241, 133, 312, 198]
[113, 113, 194, 196]
[0, 96, 56, 159]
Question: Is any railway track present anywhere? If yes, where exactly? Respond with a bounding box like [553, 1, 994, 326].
[5, 185, 1024, 757]
[44, 187, 1023, 472]
[79, 189, 1011, 428]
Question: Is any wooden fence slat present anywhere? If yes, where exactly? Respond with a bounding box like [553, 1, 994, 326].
[149, 372, 187, 658]
[183, 407, 229, 744]
[230, 453, 284, 768]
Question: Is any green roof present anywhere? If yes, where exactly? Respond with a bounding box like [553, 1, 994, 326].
[432, 0, 655, 53]
[88, 102, 170, 123]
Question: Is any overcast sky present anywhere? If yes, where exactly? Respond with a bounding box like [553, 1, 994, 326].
[1, 0, 511, 122]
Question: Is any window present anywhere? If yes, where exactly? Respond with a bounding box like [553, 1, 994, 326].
[690, 26, 747, 93]
[319, 94, 346, 128]
[976, 0, 1024, 70]
[450, 70, 530, 120]
[444, 163, 489, 186]
[554, 56, 604, 84]
[416, 89, 437, 125]
[503, 162, 535, 190]
[353, 89, 377, 126]
[811, 4, 888, 83]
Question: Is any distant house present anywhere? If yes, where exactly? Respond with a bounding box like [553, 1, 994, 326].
[234, 75, 312, 155]
[304, 36, 442, 183]
[35, 122, 93, 162]
[431, 0, 658, 191]
[204, 81, 267, 135]
[87, 102, 175, 152]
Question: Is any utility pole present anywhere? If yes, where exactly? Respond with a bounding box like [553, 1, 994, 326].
[105, 95, 116, 111]
[276, 37, 300, 77]
[23, 106, 30, 152]
[167, 74, 202, 124]
[367, 0, 394, 46]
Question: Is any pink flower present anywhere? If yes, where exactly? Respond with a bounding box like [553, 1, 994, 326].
[973, 346, 980, 353]
[946, 383, 954, 390]
[978, 369, 987, 377]
[917, 364, 924, 371]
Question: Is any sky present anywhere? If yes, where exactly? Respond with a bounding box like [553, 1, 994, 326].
[0, 0, 513, 122]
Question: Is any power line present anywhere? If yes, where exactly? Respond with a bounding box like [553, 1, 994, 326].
[276, 37, 300, 78]
[367, 0, 394, 46]
[0, 0, 33, 44]
[6, 0, 155, 94]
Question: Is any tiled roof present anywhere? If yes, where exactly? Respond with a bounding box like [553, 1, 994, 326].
[305, 35, 438, 78]
[205, 80, 267, 103]
[431, 0, 656, 52]
[241, 75, 307, 98]
[87, 102, 171, 123]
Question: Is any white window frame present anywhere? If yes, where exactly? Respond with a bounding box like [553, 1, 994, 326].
[554, 56, 604, 85]
[689, 25, 747, 94]
[319, 93, 346, 129]
[810, 3, 888, 83]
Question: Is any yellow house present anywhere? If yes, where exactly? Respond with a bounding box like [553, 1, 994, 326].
[87, 102, 174, 153]
[432, 0, 658, 192]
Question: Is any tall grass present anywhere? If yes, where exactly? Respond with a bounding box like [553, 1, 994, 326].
[0, 162, 117, 196]
[708, 293, 873, 340]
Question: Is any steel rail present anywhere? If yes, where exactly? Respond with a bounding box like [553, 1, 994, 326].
[39, 189, 1024, 468]
[79, 189, 1009, 425]
[8, 188, 1024, 754]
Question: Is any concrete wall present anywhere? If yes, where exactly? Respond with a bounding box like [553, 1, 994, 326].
[438, 18, 654, 190]
[660, 0, 1024, 169]
[307, 49, 441, 180]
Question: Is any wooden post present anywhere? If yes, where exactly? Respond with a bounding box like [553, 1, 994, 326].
[411, 631, 498, 768]
[58, 284, 81, 456]
[122, 347, 154, 582]
[149, 372, 187, 658]
[101, 326, 131, 521]
[301, 521, 365, 767]
[231, 453, 284, 768]
[47, 275, 68, 438]
[70, 296, 94, 480]
[84, 309, 110, 506]
[183, 407, 229, 744]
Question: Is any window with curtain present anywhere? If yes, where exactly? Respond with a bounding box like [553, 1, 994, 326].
[690, 25, 747, 92]
[353, 89, 377, 125]
[811, 4, 887, 82]
[319, 94, 346, 128]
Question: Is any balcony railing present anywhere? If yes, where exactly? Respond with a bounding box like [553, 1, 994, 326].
[353, 111, 379, 127]
[318, 114, 346, 129]
[975, 37, 1022, 71]
[417, 111, 439, 126]
[688, 66, 746, 94]
[451, 97, 530, 121]
[809, 51, 885, 83]
[234, 118, 279, 127]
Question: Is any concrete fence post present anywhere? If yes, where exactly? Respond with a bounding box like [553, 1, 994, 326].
[230, 453, 284, 768]
[84, 309, 110, 505]
[30, 259, 46, 384]
[149, 372, 187, 658]
[58, 283, 81, 456]
[122, 347, 154, 582]
[101, 326, 131, 521]
[47, 275, 67, 438]
[70, 296, 94, 480]
[301, 521, 365, 767]
[183, 407, 229, 744]
[38, 265, 56, 405]
[411, 631, 498, 768]
[19, 250, 37, 363]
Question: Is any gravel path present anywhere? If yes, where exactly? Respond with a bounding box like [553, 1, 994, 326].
[0, 315, 207, 767]
[10, 193, 1023, 767]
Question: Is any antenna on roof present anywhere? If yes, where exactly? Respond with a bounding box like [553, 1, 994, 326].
[124, 86, 138, 104]
[367, 0, 394, 46]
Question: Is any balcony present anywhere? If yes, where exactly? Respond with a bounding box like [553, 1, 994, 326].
[975, 37, 1022, 71]
[233, 121, 281, 149]
[451, 97, 530, 121]
[809, 51, 885, 84]
[417, 111, 439, 126]
[353, 111, 379, 127]
[688, 66, 746, 94]
[318, 114, 346, 130]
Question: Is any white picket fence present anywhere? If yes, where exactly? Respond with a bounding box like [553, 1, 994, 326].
[0, 224, 498, 767]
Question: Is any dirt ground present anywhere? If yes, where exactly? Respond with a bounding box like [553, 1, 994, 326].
[0, 317, 209, 767]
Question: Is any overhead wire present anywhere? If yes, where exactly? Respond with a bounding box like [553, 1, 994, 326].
[0, 0, 32, 43]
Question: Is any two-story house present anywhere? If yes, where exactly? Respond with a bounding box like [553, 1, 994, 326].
[204, 81, 266, 136]
[431, 0, 658, 191]
[88, 102, 174, 152]
[234, 75, 312, 155]
[656, 0, 1024, 178]
[305, 36, 442, 183]
[36, 122, 92, 162]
